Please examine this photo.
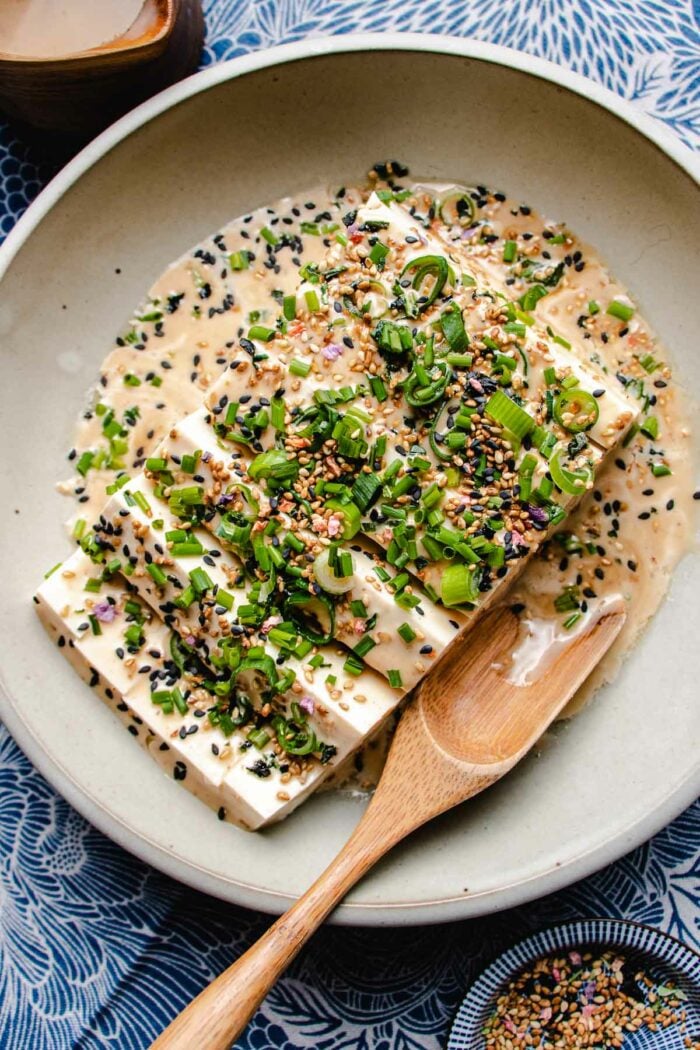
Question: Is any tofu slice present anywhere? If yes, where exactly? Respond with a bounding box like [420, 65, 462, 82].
[153, 408, 467, 687]
[35, 549, 401, 829]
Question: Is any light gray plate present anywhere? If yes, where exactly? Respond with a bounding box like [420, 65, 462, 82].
[0, 36, 698, 925]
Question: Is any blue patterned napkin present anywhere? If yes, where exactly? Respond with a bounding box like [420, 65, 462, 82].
[1, 3, 698, 1047]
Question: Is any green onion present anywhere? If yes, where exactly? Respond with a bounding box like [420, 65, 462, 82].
[517, 453, 538, 500]
[248, 325, 275, 343]
[638, 353, 659, 374]
[353, 634, 376, 659]
[229, 251, 250, 271]
[123, 373, 141, 387]
[404, 358, 450, 408]
[170, 541, 204, 557]
[215, 518, 251, 548]
[545, 325, 572, 350]
[260, 226, 278, 246]
[552, 389, 599, 433]
[651, 462, 672, 478]
[640, 416, 659, 440]
[387, 669, 403, 688]
[351, 471, 382, 511]
[502, 240, 517, 263]
[543, 366, 557, 386]
[146, 563, 167, 587]
[289, 357, 311, 377]
[588, 300, 600, 315]
[438, 190, 475, 227]
[446, 352, 473, 369]
[519, 284, 548, 312]
[189, 567, 213, 596]
[369, 241, 389, 269]
[549, 448, 591, 496]
[248, 727, 271, 750]
[271, 397, 285, 432]
[440, 302, 469, 351]
[124, 623, 144, 649]
[285, 590, 335, 644]
[606, 299, 635, 322]
[304, 289, 320, 313]
[131, 490, 151, 516]
[247, 449, 299, 484]
[180, 452, 199, 475]
[76, 451, 94, 476]
[372, 320, 413, 355]
[172, 688, 189, 716]
[368, 375, 388, 402]
[397, 623, 417, 643]
[554, 586, 580, 612]
[563, 612, 582, 630]
[278, 297, 296, 325]
[440, 563, 480, 607]
[400, 255, 450, 314]
[216, 589, 234, 611]
[485, 390, 534, 439]
[324, 499, 361, 539]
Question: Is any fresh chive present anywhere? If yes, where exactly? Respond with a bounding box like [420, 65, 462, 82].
[260, 226, 278, 246]
[502, 240, 517, 263]
[133, 490, 152, 516]
[368, 241, 389, 269]
[76, 451, 94, 476]
[146, 563, 167, 587]
[289, 358, 311, 377]
[229, 250, 249, 271]
[248, 727, 271, 749]
[606, 299, 635, 322]
[640, 416, 659, 440]
[170, 541, 205, 557]
[248, 325, 275, 343]
[189, 567, 213, 596]
[304, 289, 320, 313]
[397, 623, 416, 643]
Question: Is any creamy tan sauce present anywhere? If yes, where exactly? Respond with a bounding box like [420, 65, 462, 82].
[0, 0, 145, 57]
[61, 177, 697, 788]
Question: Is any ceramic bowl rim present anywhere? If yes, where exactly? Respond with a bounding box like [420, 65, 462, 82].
[0, 34, 698, 925]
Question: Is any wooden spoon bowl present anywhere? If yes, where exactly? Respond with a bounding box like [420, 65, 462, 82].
[152, 601, 625, 1049]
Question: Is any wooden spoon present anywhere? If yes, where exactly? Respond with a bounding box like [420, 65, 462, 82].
[152, 601, 624, 1049]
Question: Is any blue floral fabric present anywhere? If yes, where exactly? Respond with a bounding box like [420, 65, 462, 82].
[0, 3, 698, 1048]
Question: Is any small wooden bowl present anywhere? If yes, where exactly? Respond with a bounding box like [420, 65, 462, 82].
[0, 0, 204, 139]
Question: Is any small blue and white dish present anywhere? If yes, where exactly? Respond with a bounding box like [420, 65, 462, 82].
[448, 919, 700, 1049]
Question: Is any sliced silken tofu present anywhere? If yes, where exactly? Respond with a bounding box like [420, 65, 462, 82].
[34, 549, 400, 829]
[154, 408, 467, 684]
[92, 478, 407, 759]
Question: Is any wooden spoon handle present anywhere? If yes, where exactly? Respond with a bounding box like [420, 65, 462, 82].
[150, 797, 410, 1050]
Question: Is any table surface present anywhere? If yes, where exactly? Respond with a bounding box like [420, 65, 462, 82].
[1, 2, 698, 1048]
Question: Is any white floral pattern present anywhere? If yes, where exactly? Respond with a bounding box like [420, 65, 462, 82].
[0, 2, 699, 1047]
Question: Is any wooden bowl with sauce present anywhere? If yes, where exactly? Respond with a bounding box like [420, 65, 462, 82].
[0, 0, 204, 138]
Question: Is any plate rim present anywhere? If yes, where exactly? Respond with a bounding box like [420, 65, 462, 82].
[0, 33, 699, 926]
[447, 917, 700, 1048]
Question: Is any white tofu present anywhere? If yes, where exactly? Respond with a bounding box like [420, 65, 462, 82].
[34, 549, 399, 830]
[153, 414, 467, 686]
